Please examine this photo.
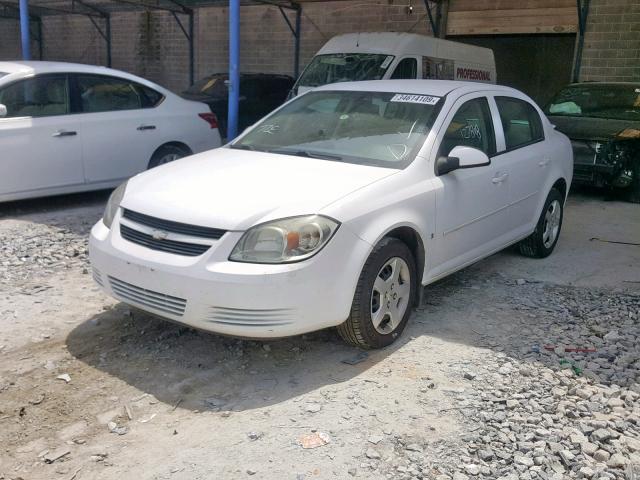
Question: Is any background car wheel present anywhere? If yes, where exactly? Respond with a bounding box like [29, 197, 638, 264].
[518, 188, 564, 258]
[148, 144, 192, 169]
[337, 237, 416, 349]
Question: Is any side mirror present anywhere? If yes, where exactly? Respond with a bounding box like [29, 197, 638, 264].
[0, 104, 7, 118]
[436, 145, 490, 176]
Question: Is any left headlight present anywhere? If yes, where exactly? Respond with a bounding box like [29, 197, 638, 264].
[229, 215, 340, 264]
[102, 181, 128, 229]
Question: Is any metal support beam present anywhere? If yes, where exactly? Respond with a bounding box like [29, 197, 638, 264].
[423, 0, 438, 37]
[277, 3, 301, 79]
[573, 0, 590, 83]
[170, 8, 195, 85]
[228, 0, 240, 140]
[293, 4, 300, 78]
[19, 0, 30, 59]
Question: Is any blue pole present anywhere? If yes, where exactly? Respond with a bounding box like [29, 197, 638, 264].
[227, 0, 240, 140]
[19, 0, 31, 60]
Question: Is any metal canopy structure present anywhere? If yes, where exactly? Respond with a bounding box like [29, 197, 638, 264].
[1, 0, 304, 138]
[0, 0, 302, 83]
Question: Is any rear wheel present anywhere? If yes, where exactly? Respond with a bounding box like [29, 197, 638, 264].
[518, 188, 564, 258]
[337, 237, 416, 349]
[148, 144, 191, 169]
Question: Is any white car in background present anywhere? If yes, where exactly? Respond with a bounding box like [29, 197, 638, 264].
[0, 61, 221, 203]
[90, 80, 572, 349]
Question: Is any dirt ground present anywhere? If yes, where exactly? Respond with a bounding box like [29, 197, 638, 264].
[0, 189, 639, 480]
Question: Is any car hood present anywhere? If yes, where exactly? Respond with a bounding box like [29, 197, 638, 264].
[121, 148, 397, 231]
[547, 115, 640, 141]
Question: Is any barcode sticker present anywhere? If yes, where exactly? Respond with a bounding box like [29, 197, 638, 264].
[390, 94, 440, 105]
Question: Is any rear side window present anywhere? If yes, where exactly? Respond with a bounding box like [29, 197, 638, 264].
[495, 96, 544, 150]
[0, 74, 69, 118]
[76, 74, 162, 113]
[391, 58, 418, 80]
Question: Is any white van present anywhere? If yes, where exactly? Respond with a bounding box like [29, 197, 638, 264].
[292, 32, 496, 96]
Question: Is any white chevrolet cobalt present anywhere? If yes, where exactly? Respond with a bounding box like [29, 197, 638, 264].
[90, 80, 572, 349]
[0, 61, 221, 202]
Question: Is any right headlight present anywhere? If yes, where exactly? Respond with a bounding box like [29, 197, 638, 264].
[102, 181, 128, 229]
[229, 215, 340, 264]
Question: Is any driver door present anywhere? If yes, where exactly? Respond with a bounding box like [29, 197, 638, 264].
[430, 94, 512, 278]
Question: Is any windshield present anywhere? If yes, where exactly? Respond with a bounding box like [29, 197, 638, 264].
[231, 90, 443, 168]
[545, 84, 640, 121]
[184, 74, 227, 97]
[296, 54, 394, 88]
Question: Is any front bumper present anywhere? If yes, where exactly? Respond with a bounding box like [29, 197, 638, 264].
[89, 213, 371, 338]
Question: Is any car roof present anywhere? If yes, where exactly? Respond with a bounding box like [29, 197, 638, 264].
[0, 61, 171, 94]
[314, 79, 520, 97]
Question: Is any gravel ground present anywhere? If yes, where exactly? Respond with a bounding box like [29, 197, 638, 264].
[0, 191, 638, 480]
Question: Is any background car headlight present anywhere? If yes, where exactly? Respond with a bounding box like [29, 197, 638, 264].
[102, 181, 128, 229]
[229, 215, 339, 264]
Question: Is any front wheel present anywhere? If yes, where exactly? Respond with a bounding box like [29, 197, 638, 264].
[337, 237, 416, 349]
[518, 188, 564, 258]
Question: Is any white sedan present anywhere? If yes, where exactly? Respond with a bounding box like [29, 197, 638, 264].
[90, 80, 572, 348]
[0, 61, 221, 203]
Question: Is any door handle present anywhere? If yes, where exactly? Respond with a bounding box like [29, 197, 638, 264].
[137, 125, 156, 131]
[52, 130, 77, 137]
[492, 173, 509, 184]
[538, 158, 550, 167]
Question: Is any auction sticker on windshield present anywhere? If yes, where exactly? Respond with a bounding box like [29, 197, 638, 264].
[390, 94, 440, 105]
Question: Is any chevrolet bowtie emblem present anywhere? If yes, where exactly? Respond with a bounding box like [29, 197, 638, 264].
[151, 229, 169, 240]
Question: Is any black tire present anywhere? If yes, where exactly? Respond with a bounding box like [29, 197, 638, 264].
[148, 144, 191, 169]
[518, 188, 564, 258]
[337, 237, 416, 349]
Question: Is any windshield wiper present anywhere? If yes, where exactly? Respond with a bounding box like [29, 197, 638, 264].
[229, 144, 259, 151]
[268, 148, 343, 161]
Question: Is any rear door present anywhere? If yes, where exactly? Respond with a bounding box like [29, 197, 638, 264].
[73, 73, 164, 184]
[0, 73, 83, 198]
[430, 94, 512, 276]
[491, 95, 547, 234]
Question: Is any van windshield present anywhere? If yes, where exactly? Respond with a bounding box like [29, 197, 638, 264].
[296, 54, 394, 88]
[230, 90, 442, 169]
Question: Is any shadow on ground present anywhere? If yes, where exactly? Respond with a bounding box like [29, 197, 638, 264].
[65, 302, 401, 413]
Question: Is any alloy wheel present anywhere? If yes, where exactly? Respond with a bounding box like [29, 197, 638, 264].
[542, 199, 561, 248]
[371, 257, 411, 334]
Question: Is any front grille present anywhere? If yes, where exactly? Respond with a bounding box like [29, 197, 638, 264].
[206, 306, 294, 327]
[108, 276, 186, 316]
[122, 209, 226, 240]
[120, 224, 211, 256]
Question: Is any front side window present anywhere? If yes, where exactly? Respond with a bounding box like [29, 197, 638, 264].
[438, 97, 496, 157]
[231, 90, 443, 168]
[77, 75, 161, 113]
[0, 74, 69, 118]
[496, 96, 543, 150]
[296, 54, 394, 88]
[391, 58, 418, 80]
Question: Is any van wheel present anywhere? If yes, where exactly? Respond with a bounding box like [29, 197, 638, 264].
[337, 237, 416, 349]
[148, 144, 191, 169]
[518, 188, 564, 258]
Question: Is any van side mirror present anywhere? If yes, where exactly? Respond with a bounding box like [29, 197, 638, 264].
[0, 104, 7, 118]
[436, 145, 490, 176]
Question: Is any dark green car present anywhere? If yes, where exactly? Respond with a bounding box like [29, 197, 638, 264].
[545, 83, 640, 203]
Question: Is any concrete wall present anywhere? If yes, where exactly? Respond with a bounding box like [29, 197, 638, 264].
[0, 0, 638, 92]
[579, 0, 640, 82]
[0, 1, 432, 93]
